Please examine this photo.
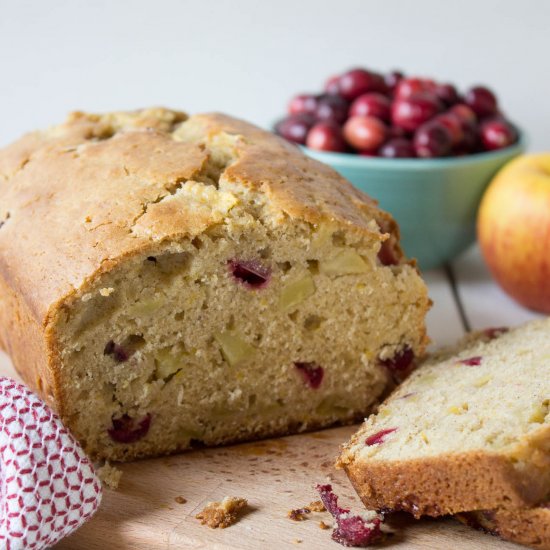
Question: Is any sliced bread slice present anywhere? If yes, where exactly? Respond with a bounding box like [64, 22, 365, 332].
[338, 319, 550, 517]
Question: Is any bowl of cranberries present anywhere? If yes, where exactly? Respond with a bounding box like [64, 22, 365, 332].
[274, 68, 524, 269]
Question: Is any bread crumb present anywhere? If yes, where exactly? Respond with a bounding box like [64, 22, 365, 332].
[287, 499, 327, 521]
[100, 287, 115, 297]
[293, 539, 303, 544]
[319, 521, 330, 530]
[196, 496, 248, 528]
[307, 500, 326, 512]
[287, 508, 309, 521]
[96, 462, 123, 489]
[175, 496, 187, 504]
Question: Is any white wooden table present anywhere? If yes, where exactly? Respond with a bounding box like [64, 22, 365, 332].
[0, 245, 542, 549]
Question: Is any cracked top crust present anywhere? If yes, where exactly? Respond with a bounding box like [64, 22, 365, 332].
[0, 107, 395, 323]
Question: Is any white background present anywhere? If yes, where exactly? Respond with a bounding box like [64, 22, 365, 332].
[0, 0, 548, 150]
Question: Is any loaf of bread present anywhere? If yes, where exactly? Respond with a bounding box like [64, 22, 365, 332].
[338, 319, 550, 517]
[0, 108, 430, 461]
[457, 505, 550, 549]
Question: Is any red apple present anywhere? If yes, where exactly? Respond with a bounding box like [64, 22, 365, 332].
[478, 153, 550, 313]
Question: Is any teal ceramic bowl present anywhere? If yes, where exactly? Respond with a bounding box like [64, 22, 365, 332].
[302, 139, 525, 270]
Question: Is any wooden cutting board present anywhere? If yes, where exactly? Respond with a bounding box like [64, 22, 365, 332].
[0, 351, 521, 550]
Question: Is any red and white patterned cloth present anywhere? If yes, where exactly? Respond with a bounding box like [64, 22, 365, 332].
[0, 377, 102, 549]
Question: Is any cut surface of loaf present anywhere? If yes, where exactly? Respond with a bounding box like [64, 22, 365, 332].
[338, 319, 550, 517]
[457, 504, 550, 550]
[0, 108, 429, 461]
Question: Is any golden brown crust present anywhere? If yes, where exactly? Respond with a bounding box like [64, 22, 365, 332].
[0, 273, 58, 407]
[183, 113, 385, 229]
[457, 506, 550, 549]
[341, 451, 548, 519]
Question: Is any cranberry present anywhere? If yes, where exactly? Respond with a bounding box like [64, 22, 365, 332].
[343, 116, 387, 151]
[317, 484, 344, 517]
[465, 86, 498, 118]
[435, 113, 464, 147]
[372, 73, 389, 95]
[324, 75, 341, 95]
[391, 93, 443, 132]
[377, 239, 400, 265]
[349, 92, 391, 122]
[384, 70, 404, 93]
[287, 94, 319, 116]
[459, 356, 482, 366]
[338, 68, 386, 101]
[306, 122, 347, 152]
[446, 105, 479, 154]
[388, 125, 406, 139]
[480, 118, 517, 151]
[435, 83, 460, 106]
[108, 414, 151, 443]
[453, 126, 479, 155]
[274, 114, 315, 145]
[380, 346, 415, 372]
[228, 259, 271, 289]
[294, 362, 324, 389]
[333, 514, 382, 546]
[464, 125, 482, 153]
[379, 137, 415, 158]
[414, 121, 452, 158]
[365, 427, 397, 446]
[315, 94, 349, 124]
[316, 484, 384, 547]
[104, 340, 130, 363]
[394, 77, 436, 100]
[451, 103, 478, 125]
